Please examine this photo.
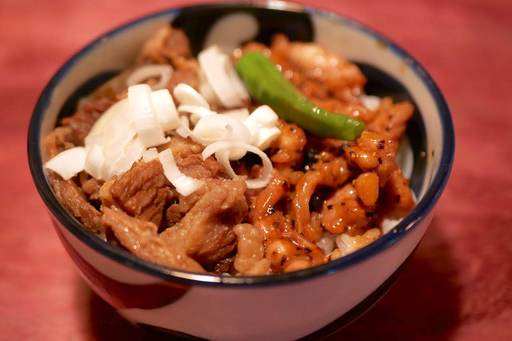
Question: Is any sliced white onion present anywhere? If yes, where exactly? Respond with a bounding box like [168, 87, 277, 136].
[142, 148, 159, 162]
[202, 141, 273, 189]
[254, 127, 281, 150]
[45, 147, 86, 180]
[193, 115, 251, 144]
[84, 144, 107, 180]
[317, 233, 336, 255]
[244, 105, 281, 150]
[178, 104, 216, 124]
[174, 116, 211, 145]
[84, 132, 104, 148]
[150, 89, 180, 131]
[221, 108, 250, 120]
[224, 55, 250, 102]
[128, 84, 167, 148]
[193, 115, 251, 159]
[335, 234, 358, 255]
[360, 95, 380, 112]
[246, 105, 279, 126]
[109, 137, 145, 176]
[198, 46, 248, 108]
[173, 83, 210, 109]
[381, 217, 402, 234]
[158, 148, 204, 196]
[199, 69, 220, 106]
[88, 99, 129, 137]
[126, 64, 173, 90]
[100, 121, 137, 160]
[175, 116, 192, 139]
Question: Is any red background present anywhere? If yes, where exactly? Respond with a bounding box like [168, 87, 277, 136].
[1, 0, 511, 339]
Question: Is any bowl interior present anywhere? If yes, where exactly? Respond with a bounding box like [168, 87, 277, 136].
[29, 3, 453, 285]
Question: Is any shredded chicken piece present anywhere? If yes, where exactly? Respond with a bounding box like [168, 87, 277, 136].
[292, 157, 351, 241]
[270, 34, 366, 103]
[270, 120, 306, 167]
[368, 98, 414, 141]
[384, 169, 415, 218]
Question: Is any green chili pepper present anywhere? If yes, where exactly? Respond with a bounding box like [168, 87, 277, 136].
[236, 52, 365, 140]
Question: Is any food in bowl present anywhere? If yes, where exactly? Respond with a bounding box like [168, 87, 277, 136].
[44, 25, 415, 276]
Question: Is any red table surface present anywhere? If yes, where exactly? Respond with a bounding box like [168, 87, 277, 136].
[1, 0, 511, 339]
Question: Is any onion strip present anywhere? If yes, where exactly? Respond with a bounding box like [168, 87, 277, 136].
[126, 64, 173, 90]
[159, 149, 204, 196]
[45, 147, 86, 180]
[202, 141, 273, 189]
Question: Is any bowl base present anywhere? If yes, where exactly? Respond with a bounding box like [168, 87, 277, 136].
[136, 252, 413, 340]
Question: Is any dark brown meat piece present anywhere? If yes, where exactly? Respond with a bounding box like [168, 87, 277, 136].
[78, 172, 101, 200]
[167, 58, 200, 91]
[165, 183, 210, 226]
[102, 207, 203, 272]
[161, 178, 248, 268]
[44, 126, 77, 158]
[48, 172, 103, 236]
[138, 26, 192, 63]
[137, 26, 199, 91]
[212, 257, 235, 275]
[178, 154, 224, 179]
[165, 136, 224, 179]
[160, 137, 226, 225]
[62, 97, 113, 144]
[101, 160, 175, 227]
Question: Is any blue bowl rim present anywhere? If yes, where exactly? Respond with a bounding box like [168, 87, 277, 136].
[27, 1, 455, 287]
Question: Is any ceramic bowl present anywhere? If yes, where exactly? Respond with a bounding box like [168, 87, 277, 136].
[28, 2, 454, 340]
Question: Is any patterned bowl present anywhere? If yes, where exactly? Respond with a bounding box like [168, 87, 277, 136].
[28, 2, 454, 340]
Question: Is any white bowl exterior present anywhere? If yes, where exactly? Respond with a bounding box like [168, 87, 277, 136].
[39, 7, 446, 340]
[57, 213, 430, 340]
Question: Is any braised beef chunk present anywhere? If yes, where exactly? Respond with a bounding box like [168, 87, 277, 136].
[164, 184, 209, 226]
[138, 26, 199, 90]
[161, 178, 248, 268]
[167, 59, 200, 91]
[101, 160, 175, 227]
[193, 225, 237, 269]
[139, 26, 192, 63]
[167, 136, 225, 179]
[103, 178, 248, 271]
[48, 172, 103, 236]
[77, 172, 101, 201]
[213, 257, 235, 275]
[102, 207, 204, 272]
[62, 97, 113, 144]
[177, 154, 224, 179]
[44, 126, 78, 158]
